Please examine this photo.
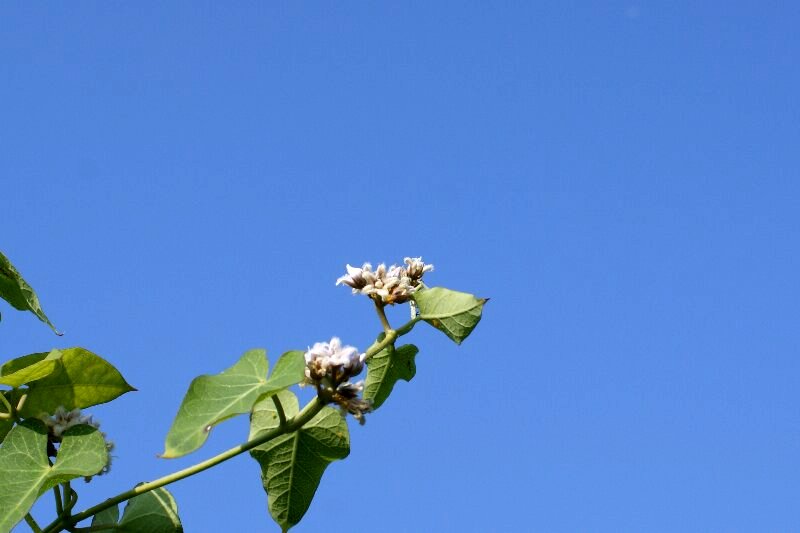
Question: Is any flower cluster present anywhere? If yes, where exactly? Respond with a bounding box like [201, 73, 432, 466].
[304, 337, 372, 424]
[43, 406, 115, 477]
[336, 257, 433, 305]
[44, 406, 100, 440]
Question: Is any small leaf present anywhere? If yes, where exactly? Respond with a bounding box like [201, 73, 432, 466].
[0, 250, 59, 334]
[118, 487, 183, 532]
[364, 344, 419, 410]
[413, 287, 487, 344]
[18, 347, 135, 418]
[162, 350, 304, 458]
[0, 350, 62, 387]
[249, 391, 350, 532]
[0, 420, 108, 533]
[90, 504, 120, 529]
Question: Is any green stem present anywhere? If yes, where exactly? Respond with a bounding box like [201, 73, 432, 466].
[0, 390, 14, 416]
[374, 302, 392, 333]
[364, 316, 420, 361]
[53, 485, 64, 518]
[272, 395, 287, 429]
[396, 315, 421, 336]
[24, 513, 43, 533]
[41, 398, 324, 533]
[16, 392, 28, 413]
[63, 481, 77, 512]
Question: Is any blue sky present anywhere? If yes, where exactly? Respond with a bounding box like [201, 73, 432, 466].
[2, 2, 799, 531]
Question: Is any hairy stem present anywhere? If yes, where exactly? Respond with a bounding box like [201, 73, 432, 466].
[41, 397, 324, 533]
[364, 315, 420, 361]
[374, 302, 392, 333]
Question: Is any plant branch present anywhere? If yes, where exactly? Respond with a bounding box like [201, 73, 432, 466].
[0, 390, 14, 416]
[53, 485, 64, 518]
[374, 302, 392, 333]
[24, 513, 43, 533]
[364, 315, 420, 361]
[41, 397, 324, 533]
[63, 481, 77, 512]
[272, 395, 287, 429]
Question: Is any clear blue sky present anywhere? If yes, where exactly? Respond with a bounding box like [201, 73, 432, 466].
[2, 3, 799, 532]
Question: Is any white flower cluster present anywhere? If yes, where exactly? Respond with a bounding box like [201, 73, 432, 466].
[304, 337, 365, 384]
[44, 406, 100, 440]
[336, 257, 434, 304]
[43, 406, 115, 477]
[304, 337, 372, 424]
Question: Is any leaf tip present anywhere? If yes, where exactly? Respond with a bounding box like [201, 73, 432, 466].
[158, 449, 177, 459]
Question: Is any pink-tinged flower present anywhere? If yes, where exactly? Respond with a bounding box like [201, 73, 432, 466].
[403, 257, 434, 281]
[336, 257, 434, 305]
[304, 337, 365, 383]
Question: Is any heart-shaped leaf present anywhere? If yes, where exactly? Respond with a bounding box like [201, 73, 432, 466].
[162, 350, 304, 458]
[249, 391, 349, 532]
[0, 420, 108, 533]
[364, 343, 418, 410]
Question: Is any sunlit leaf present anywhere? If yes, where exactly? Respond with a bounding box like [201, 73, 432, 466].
[0, 350, 62, 387]
[0, 250, 59, 334]
[162, 350, 304, 458]
[18, 347, 135, 418]
[413, 287, 486, 344]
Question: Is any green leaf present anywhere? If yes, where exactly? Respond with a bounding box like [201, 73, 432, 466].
[413, 287, 487, 344]
[18, 347, 136, 418]
[90, 504, 120, 530]
[0, 420, 108, 533]
[0, 418, 12, 444]
[162, 350, 304, 458]
[0, 350, 62, 387]
[0, 250, 59, 334]
[249, 391, 350, 532]
[364, 343, 418, 410]
[118, 487, 183, 532]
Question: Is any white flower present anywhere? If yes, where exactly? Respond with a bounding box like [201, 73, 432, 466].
[304, 337, 365, 383]
[42, 406, 114, 478]
[336, 257, 433, 304]
[403, 257, 434, 281]
[335, 263, 373, 291]
[44, 406, 99, 440]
